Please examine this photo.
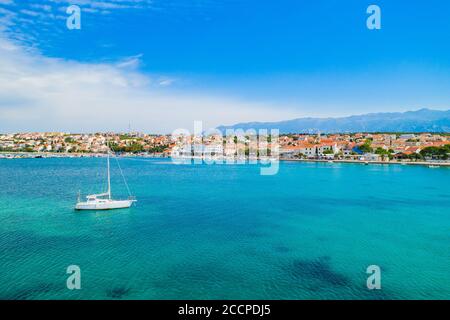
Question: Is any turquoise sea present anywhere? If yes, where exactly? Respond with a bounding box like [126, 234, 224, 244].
[0, 157, 449, 300]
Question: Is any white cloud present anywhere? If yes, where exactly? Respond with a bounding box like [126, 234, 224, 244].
[116, 54, 144, 69]
[0, 7, 16, 29]
[30, 4, 53, 12]
[49, 0, 151, 11]
[19, 9, 41, 17]
[158, 77, 175, 86]
[0, 36, 297, 134]
[1, 1, 154, 47]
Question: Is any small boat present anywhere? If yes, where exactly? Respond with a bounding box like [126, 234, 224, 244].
[75, 149, 136, 211]
[428, 165, 440, 168]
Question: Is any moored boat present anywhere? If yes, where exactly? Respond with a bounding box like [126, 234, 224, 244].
[75, 146, 136, 211]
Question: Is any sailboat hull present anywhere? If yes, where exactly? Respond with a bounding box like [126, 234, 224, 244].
[75, 199, 134, 210]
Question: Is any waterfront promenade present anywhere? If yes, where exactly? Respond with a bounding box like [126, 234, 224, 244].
[2, 151, 450, 167]
[282, 158, 450, 167]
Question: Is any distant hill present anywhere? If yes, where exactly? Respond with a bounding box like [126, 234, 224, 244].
[216, 108, 450, 133]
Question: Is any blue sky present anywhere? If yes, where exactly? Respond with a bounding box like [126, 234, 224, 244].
[0, 0, 450, 132]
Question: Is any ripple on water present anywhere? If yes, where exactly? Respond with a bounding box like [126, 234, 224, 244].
[106, 287, 132, 299]
[287, 256, 350, 287]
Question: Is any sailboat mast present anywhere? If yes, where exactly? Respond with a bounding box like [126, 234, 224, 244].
[107, 150, 111, 199]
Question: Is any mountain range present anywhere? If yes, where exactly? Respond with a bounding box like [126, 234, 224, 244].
[216, 109, 450, 133]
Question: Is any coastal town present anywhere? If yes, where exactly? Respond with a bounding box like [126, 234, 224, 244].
[1, 132, 450, 164]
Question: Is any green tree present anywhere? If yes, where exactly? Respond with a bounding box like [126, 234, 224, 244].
[359, 141, 373, 153]
[420, 144, 450, 160]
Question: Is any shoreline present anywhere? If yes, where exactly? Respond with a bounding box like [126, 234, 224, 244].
[1, 152, 450, 167]
[280, 158, 450, 167]
[0, 152, 165, 159]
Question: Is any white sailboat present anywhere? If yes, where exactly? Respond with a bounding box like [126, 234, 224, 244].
[75, 151, 136, 210]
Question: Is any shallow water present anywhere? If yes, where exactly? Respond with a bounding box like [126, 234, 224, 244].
[0, 158, 449, 299]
